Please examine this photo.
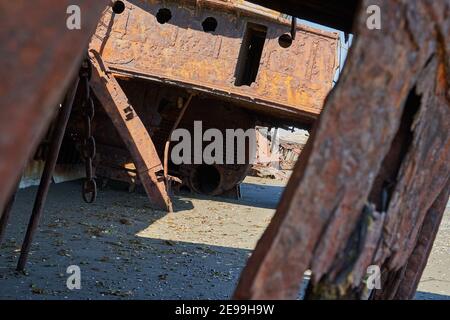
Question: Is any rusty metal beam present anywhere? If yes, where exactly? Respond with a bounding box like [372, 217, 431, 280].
[89, 51, 173, 212]
[234, 0, 450, 300]
[246, 0, 358, 33]
[0, 0, 109, 214]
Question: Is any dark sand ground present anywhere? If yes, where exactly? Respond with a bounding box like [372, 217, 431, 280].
[0, 177, 448, 300]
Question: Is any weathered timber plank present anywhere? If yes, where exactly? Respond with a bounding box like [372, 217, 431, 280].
[375, 59, 450, 270]
[89, 51, 173, 212]
[0, 0, 109, 214]
[373, 179, 450, 300]
[394, 180, 450, 299]
[234, 0, 450, 299]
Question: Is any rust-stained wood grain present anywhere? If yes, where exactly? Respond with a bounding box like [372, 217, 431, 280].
[372, 179, 450, 300]
[234, 0, 450, 300]
[0, 0, 109, 214]
[305, 52, 450, 298]
[89, 51, 173, 212]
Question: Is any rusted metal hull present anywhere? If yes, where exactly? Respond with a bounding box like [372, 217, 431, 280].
[91, 87, 257, 197]
[91, 0, 339, 125]
[82, 0, 337, 197]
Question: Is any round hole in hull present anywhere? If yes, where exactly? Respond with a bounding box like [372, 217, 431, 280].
[278, 33, 293, 48]
[202, 17, 218, 32]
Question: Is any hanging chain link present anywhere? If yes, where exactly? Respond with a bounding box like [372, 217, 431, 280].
[79, 58, 97, 203]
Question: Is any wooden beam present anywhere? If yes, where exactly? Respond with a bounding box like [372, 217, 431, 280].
[372, 179, 450, 300]
[234, 0, 450, 300]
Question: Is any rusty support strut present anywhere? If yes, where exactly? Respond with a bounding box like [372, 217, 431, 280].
[17, 78, 80, 272]
[89, 50, 173, 212]
[163, 93, 194, 193]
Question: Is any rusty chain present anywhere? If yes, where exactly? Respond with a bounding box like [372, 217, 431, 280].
[79, 58, 97, 203]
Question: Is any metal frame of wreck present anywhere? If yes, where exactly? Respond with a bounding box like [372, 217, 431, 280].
[0, 0, 448, 299]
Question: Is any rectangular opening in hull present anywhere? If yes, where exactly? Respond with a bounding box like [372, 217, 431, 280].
[235, 23, 267, 87]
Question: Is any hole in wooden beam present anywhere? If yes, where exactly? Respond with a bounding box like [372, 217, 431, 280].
[368, 86, 422, 212]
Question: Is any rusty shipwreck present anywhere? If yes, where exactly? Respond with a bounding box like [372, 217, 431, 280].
[0, 0, 449, 300]
[19, 0, 340, 210]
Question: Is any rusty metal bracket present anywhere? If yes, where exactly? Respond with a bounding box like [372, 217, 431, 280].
[290, 16, 297, 40]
